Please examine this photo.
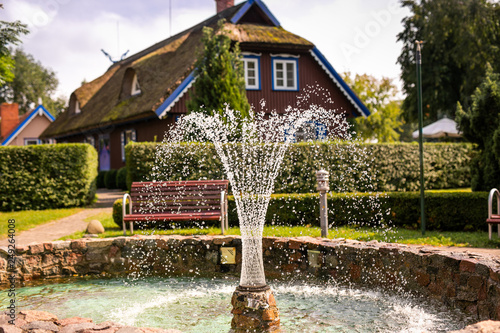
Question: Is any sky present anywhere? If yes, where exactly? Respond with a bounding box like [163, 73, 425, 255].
[2, 0, 410, 102]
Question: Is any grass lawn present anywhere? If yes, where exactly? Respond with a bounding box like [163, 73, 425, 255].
[0, 208, 83, 239]
[60, 212, 500, 249]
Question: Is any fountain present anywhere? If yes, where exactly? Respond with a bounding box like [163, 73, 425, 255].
[153, 102, 353, 332]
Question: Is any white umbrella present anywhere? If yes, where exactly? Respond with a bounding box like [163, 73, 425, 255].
[412, 117, 461, 139]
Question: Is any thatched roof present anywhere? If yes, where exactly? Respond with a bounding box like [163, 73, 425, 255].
[41, 1, 314, 139]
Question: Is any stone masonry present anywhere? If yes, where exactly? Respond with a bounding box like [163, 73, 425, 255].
[1, 235, 500, 326]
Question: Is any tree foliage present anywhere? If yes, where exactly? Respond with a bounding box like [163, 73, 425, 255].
[342, 72, 404, 142]
[0, 8, 29, 85]
[397, 0, 500, 124]
[456, 65, 500, 191]
[0, 49, 66, 117]
[187, 20, 250, 119]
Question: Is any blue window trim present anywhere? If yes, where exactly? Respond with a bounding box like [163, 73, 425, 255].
[271, 57, 299, 91]
[243, 55, 261, 91]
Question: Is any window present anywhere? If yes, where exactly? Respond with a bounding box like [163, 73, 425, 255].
[121, 129, 136, 162]
[131, 73, 141, 95]
[84, 135, 95, 148]
[272, 56, 299, 91]
[121, 68, 141, 99]
[24, 138, 40, 145]
[243, 56, 260, 90]
[288, 121, 328, 143]
[69, 94, 81, 115]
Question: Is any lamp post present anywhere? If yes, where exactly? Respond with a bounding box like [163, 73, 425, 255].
[316, 169, 330, 238]
[416, 40, 426, 236]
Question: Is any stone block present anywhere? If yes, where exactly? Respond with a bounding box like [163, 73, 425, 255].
[29, 244, 44, 255]
[213, 236, 234, 245]
[22, 321, 59, 332]
[86, 240, 112, 249]
[460, 260, 477, 273]
[70, 240, 87, 251]
[0, 325, 22, 333]
[18, 310, 57, 323]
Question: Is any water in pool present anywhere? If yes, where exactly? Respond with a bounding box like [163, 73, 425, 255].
[5, 276, 471, 332]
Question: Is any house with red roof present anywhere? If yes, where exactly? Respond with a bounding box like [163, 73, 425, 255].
[0, 103, 55, 146]
[41, 0, 369, 170]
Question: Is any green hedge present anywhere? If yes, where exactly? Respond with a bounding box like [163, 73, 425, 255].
[112, 191, 488, 232]
[105, 169, 118, 189]
[0, 144, 98, 211]
[126, 142, 474, 193]
[116, 167, 128, 190]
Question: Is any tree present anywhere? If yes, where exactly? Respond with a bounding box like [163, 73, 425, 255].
[0, 49, 66, 117]
[342, 72, 404, 142]
[456, 65, 500, 191]
[397, 0, 500, 124]
[187, 20, 250, 119]
[0, 6, 29, 85]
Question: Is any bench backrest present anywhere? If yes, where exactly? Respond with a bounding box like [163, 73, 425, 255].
[130, 180, 229, 215]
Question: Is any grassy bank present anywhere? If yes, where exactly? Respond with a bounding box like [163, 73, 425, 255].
[0, 208, 83, 239]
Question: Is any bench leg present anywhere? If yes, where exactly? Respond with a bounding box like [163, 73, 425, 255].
[123, 220, 127, 236]
[489, 224, 492, 240]
[130, 221, 134, 235]
[498, 224, 500, 238]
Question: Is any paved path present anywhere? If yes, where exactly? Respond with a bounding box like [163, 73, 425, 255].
[0, 189, 125, 248]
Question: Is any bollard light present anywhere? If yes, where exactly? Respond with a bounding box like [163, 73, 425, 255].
[316, 169, 329, 238]
[316, 169, 330, 192]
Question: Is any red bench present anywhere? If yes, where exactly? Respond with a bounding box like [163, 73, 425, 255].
[122, 180, 229, 235]
[486, 188, 500, 240]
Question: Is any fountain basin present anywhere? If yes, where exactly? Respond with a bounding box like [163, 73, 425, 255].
[1, 235, 500, 329]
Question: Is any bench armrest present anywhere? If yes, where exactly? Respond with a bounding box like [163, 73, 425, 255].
[122, 193, 132, 236]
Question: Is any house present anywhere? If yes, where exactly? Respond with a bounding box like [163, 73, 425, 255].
[0, 103, 55, 146]
[41, 0, 370, 171]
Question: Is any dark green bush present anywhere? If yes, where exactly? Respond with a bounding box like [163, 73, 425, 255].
[0, 144, 98, 211]
[126, 142, 474, 193]
[116, 167, 128, 190]
[104, 169, 117, 189]
[112, 191, 488, 232]
[96, 170, 107, 188]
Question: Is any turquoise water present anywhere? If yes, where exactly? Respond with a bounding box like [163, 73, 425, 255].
[5, 277, 470, 332]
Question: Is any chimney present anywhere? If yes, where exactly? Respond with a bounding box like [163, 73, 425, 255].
[0, 103, 19, 138]
[215, 0, 234, 13]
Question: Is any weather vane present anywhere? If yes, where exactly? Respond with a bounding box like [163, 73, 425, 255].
[101, 49, 129, 64]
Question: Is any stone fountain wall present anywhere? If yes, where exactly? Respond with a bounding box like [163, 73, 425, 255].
[1, 235, 499, 322]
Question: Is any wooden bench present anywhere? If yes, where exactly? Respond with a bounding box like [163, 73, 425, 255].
[486, 188, 500, 240]
[122, 180, 229, 235]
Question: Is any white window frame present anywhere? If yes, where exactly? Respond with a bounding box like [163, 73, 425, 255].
[243, 56, 260, 90]
[74, 100, 81, 114]
[24, 138, 40, 145]
[121, 129, 137, 162]
[131, 74, 141, 96]
[272, 57, 299, 91]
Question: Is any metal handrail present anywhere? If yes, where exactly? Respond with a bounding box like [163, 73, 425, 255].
[122, 193, 132, 236]
[488, 188, 500, 219]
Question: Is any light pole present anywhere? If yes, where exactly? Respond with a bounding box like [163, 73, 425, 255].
[416, 40, 426, 236]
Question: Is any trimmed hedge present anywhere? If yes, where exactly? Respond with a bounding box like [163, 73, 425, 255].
[0, 144, 98, 211]
[96, 170, 107, 189]
[116, 167, 128, 190]
[104, 169, 117, 189]
[112, 191, 488, 232]
[126, 142, 474, 193]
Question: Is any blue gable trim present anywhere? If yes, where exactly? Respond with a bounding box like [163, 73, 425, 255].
[155, 71, 196, 118]
[231, 0, 280, 27]
[310, 47, 370, 118]
[1, 105, 55, 146]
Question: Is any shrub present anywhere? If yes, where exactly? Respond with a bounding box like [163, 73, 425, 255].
[112, 198, 129, 228]
[104, 169, 117, 189]
[0, 144, 97, 211]
[126, 142, 474, 193]
[113, 191, 488, 232]
[116, 167, 128, 190]
[96, 170, 107, 189]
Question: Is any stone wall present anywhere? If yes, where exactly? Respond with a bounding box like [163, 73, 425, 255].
[1, 235, 500, 322]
